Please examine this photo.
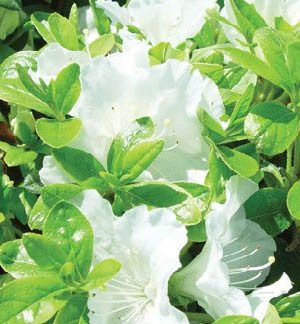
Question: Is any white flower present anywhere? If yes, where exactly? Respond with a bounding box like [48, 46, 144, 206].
[40, 40, 226, 183]
[96, 0, 218, 46]
[71, 189, 189, 324]
[222, 0, 300, 47]
[30, 43, 89, 84]
[78, 6, 100, 44]
[170, 176, 292, 323]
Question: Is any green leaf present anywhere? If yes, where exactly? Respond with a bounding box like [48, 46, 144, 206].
[244, 102, 299, 156]
[254, 28, 292, 93]
[124, 181, 188, 207]
[217, 145, 259, 177]
[217, 46, 285, 91]
[173, 182, 209, 198]
[287, 181, 300, 220]
[229, 0, 267, 43]
[41, 184, 83, 209]
[31, 12, 55, 44]
[53, 147, 105, 182]
[48, 13, 79, 50]
[287, 41, 300, 87]
[0, 239, 45, 278]
[89, 0, 110, 34]
[0, 275, 69, 323]
[3, 146, 37, 167]
[23, 233, 67, 271]
[89, 34, 115, 58]
[213, 315, 259, 324]
[149, 42, 186, 64]
[245, 188, 292, 236]
[17, 64, 48, 102]
[44, 201, 93, 280]
[275, 293, 300, 318]
[28, 196, 49, 231]
[120, 140, 164, 184]
[230, 84, 254, 125]
[0, 78, 54, 116]
[51, 63, 81, 115]
[82, 259, 121, 291]
[54, 294, 89, 324]
[0, 2, 25, 40]
[36, 118, 82, 148]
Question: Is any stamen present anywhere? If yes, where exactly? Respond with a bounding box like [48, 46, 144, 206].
[163, 140, 179, 152]
[122, 299, 150, 324]
[222, 246, 248, 260]
[107, 299, 147, 316]
[229, 256, 275, 274]
[110, 278, 143, 290]
[230, 271, 262, 285]
[225, 246, 260, 264]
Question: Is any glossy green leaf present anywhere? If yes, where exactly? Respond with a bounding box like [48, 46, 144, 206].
[82, 259, 121, 291]
[0, 275, 69, 323]
[244, 102, 299, 156]
[0, 78, 54, 116]
[48, 13, 79, 50]
[0, 239, 44, 278]
[44, 201, 93, 280]
[31, 12, 55, 43]
[51, 63, 81, 115]
[54, 293, 89, 324]
[36, 117, 82, 148]
[89, 34, 115, 58]
[217, 145, 259, 177]
[287, 41, 300, 86]
[120, 140, 164, 184]
[53, 147, 105, 182]
[245, 188, 292, 236]
[124, 181, 188, 207]
[287, 181, 300, 220]
[23, 233, 67, 271]
[41, 184, 83, 209]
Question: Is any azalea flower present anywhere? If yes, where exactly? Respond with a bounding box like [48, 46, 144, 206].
[170, 176, 292, 323]
[40, 40, 226, 183]
[96, 0, 218, 46]
[222, 0, 300, 47]
[71, 189, 189, 324]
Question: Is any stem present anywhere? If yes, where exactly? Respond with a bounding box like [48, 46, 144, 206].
[286, 144, 293, 179]
[292, 90, 300, 178]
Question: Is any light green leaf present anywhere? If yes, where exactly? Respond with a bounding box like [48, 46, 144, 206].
[44, 201, 93, 280]
[41, 184, 83, 209]
[245, 188, 292, 236]
[244, 102, 299, 156]
[229, 0, 267, 42]
[89, 34, 115, 58]
[0, 78, 54, 116]
[254, 28, 292, 93]
[217, 145, 259, 177]
[23, 233, 67, 271]
[31, 12, 55, 44]
[52, 147, 105, 182]
[287, 41, 300, 87]
[36, 117, 82, 148]
[287, 181, 300, 220]
[54, 294, 89, 324]
[51, 63, 81, 115]
[120, 140, 164, 184]
[0, 239, 44, 278]
[275, 292, 300, 318]
[124, 181, 188, 207]
[89, 0, 110, 34]
[0, 275, 69, 323]
[28, 196, 49, 231]
[4, 146, 37, 167]
[48, 13, 79, 50]
[149, 42, 186, 65]
[0, 1, 25, 40]
[82, 259, 121, 291]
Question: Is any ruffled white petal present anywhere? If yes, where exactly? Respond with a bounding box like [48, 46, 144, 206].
[248, 273, 293, 323]
[31, 43, 89, 83]
[97, 0, 217, 46]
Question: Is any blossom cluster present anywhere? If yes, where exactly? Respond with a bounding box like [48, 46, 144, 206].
[0, 0, 300, 323]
